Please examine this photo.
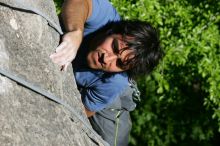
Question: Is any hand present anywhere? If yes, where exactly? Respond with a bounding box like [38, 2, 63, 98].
[50, 30, 83, 71]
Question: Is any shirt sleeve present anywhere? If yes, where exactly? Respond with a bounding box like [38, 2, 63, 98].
[84, 0, 121, 36]
[81, 73, 128, 112]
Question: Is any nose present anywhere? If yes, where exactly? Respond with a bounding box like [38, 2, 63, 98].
[104, 53, 118, 64]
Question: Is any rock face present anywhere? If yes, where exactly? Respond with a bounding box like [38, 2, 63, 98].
[0, 1, 108, 146]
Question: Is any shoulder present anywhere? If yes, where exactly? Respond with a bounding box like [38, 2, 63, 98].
[74, 68, 104, 87]
[101, 72, 128, 86]
[84, 0, 121, 36]
[88, 0, 119, 19]
[75, 69, 128, 89]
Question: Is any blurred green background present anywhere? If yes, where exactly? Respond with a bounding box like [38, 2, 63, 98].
[54, 0, 220, 145]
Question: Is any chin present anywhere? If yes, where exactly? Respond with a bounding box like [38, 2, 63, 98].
[87, 53, 99, 69]
[87, 58, 97, 69]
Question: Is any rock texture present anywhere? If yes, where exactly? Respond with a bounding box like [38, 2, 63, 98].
[0, 1, 108, 146]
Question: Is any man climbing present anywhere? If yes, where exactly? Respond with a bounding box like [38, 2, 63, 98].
[50, 0, 163, 146]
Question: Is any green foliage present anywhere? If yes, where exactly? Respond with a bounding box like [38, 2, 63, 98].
[54, 0, 220, 145]
[54, 0, 63, 14]
[110, 0, 220, 145]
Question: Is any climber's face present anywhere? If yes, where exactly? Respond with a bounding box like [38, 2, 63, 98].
[87, 34, 135, 72]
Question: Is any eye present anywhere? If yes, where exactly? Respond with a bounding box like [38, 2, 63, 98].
[112, 38, 119, 54]
[116, 58, 124, 68]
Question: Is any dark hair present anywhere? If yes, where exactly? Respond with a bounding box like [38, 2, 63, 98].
[109, 20, 163, 78]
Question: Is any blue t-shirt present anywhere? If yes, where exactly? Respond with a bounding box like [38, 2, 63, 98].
[73, 0, 129, 112]
[75, 69, 129, 111]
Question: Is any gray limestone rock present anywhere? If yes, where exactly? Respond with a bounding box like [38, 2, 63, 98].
[0, 0, 63, 34]
[0, 1, 108, 146]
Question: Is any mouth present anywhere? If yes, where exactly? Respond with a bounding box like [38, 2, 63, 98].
[98, 52, 105, 67]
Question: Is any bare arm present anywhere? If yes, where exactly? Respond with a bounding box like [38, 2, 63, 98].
[61, 0, 91, 32]
[50, 0, 92, 71]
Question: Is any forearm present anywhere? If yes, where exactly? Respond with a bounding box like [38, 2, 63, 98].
[61, 0, 91, 32]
